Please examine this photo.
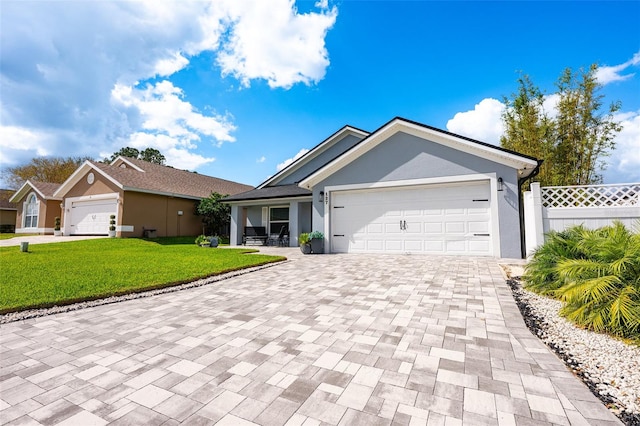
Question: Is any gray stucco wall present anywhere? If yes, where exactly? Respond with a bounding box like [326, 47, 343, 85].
[299, 202, 312, 234]
[245, 206, 263, 227]
[278, 134, 364, 185]
[313, 131, 523, 258]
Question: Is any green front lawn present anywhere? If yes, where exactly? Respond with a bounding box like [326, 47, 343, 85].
[0, 238, 285, 313]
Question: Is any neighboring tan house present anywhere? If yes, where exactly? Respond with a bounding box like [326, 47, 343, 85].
[11, 156, 253, 237]
[10, 182, 62, 235]
[225, 117, 541, 258]
[0, 189, 19, 233]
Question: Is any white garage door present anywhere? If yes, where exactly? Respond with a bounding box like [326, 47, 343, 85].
[330, 181, 493, 255]
[69, 199, 117, 235]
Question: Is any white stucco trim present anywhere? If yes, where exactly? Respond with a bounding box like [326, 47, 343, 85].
[300, 118, 539, 189]
[225, 196, 313, 207]
[16, 227, 54, 234]
[112, 156, 145, 171]
[54, 161, 123, 198]
[323, 173, 501, 256]
[258, 127, 369, 189]
[10, 180, 63, 203]
[118, 225, 134, 232]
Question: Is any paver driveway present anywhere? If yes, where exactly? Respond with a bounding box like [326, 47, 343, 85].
[0, 251, 621, 425]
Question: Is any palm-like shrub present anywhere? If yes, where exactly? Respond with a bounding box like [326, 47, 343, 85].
[524, 221, 640, 338]
[556, 222, 640, 337]
[523, 225, 589, 295]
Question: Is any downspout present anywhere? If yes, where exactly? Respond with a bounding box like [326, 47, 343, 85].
[517, 159, 543, 258]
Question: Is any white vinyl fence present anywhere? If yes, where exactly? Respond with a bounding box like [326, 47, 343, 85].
[524, 182, 640, 255]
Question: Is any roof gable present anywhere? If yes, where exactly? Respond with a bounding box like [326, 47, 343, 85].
[9, 180, 62, 203]
[299, 117, 540, 189]
[258, 125, 369, 189]
[54, 157, 253, 199]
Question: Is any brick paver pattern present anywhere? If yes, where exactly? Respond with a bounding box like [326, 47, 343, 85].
[0, 252, 621, 425]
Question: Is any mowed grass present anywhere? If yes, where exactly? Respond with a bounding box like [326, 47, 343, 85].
[0, 237, 285, 313]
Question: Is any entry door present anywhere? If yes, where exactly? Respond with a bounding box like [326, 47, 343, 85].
[330, 181, 492, 255]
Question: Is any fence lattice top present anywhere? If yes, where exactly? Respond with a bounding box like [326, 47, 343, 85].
[541, 184, 640, 208]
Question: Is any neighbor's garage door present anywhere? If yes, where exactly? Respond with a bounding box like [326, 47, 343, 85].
[69, 199, 117, 235]
[330, 181, 492, 255]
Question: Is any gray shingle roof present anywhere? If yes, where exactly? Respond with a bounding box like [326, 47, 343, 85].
[31, 181, 62, 198]
[91, 158, 254, 198]
[223, 184, 311, 202]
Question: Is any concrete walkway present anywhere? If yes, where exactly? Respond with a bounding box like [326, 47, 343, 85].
[0, 235, 108, 247]
[0, 251, 621, 425]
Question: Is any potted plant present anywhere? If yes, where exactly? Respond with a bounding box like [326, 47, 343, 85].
[108, 214, 116, 237]
[53, 217, 62, 236]
[195, 235, 219, 247]
[309, 231, 324, 254]
[299, 232, 312, 254]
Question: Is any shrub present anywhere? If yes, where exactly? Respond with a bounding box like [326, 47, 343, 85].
[195, 235, 209, 246]
[523, 225, 588, 295]
[54, 217, 61, 231]
[309, 231, 324, 240]
[298, 233, 310, 245]
[524, 221, 640, 338]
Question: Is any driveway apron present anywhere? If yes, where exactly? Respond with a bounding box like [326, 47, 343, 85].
[0, 253, 621, 425]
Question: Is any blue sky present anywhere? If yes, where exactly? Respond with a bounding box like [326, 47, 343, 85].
[1, 1, 639, 188]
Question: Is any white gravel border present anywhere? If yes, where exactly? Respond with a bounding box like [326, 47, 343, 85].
[506, 274, 639, 424]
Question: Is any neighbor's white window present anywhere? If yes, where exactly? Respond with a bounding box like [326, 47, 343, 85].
[24, 193, 39, 228]
[269, 206, 289, 235]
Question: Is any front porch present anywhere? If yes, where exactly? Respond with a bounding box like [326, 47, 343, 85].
[229, 199, 313, 247]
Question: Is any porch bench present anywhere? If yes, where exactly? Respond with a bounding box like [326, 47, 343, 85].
[243, 226, 268, 245]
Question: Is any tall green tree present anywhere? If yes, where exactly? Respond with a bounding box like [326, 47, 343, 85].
[501, 64, 622, 187]
[106, 147, 166, 165]
[2, 156, 91, 189]
[196, 192, 230, 236]
[500, 75, 555, 188]
[552, 64, 622, 185]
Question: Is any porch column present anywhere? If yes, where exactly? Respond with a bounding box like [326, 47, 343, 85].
[288, 201, 299, 247]
[230, 205, 243, 246]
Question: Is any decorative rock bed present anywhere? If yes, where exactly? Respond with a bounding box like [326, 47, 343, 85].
[506, 275, 640, 426]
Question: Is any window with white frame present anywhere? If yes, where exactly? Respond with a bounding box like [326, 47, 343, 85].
[269, 206, 289, 235]
[24, 193, 39, 228]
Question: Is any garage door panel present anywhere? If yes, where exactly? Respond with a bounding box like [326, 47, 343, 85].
[70, 198, 117, 235]
[330, 181, 493, 255]
[469, 240, 491, 252]
[424, 223, 443, 234]
[469, 221, 490, 233]
[445, 240, 466, 252]
[445, 222, 465, 233]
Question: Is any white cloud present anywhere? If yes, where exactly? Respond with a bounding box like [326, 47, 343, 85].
[153, 51, 190, 77]
[595, 51, 640, 85]
[277, 149, 309, 171]
[112, 81, 236, 144]
[0, 0, 337, 184]
[604, 110, 640, 183]
[446, 98, 505, 144]
[257, 156, 266, 163]
[215, 0, 338, 88]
